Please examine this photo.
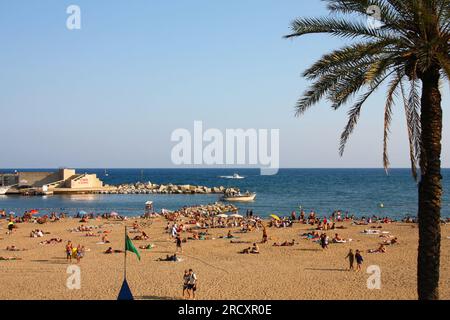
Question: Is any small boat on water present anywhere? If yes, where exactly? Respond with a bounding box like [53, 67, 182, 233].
[221, 192, 256, 202]
[0, 186, 10, 195]
[219, 173, 245, 180]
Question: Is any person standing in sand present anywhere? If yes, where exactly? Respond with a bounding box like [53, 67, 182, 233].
[355, 250, 364, 272]
[320, 233, 329, 249]
[176, 235, 182, 253]
[262, 226, 268, 243]
[66, 241, 73, 262]
[187, 269, 197, 299]
[182, 270, 190, 299]
[345, 249, 355, 271]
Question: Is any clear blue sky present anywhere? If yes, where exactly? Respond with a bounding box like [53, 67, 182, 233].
[0, 0, 448, 168]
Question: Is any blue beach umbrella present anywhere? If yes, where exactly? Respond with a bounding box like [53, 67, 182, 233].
[78, 210, 87, 216]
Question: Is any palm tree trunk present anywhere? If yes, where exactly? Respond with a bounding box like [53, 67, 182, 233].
[418, 66, 442, 300]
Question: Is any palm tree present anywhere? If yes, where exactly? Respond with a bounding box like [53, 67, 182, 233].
[285, 0, 449, 300]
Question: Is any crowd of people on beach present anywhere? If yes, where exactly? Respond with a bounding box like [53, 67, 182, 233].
[1, 204, 449, 299]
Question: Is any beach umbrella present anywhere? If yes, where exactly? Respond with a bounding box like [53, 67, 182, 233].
[230, 214, 243, 219]
[270, 214, 281, 221]
[217, 214, 228, 218]
[9, 211, 15, 216]
[110, 211, 119, 217]
[78, 210, 87, 216]
[29, 209, 39, 215]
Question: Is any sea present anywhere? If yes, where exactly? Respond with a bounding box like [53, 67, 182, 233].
[0, 169, 449, 219]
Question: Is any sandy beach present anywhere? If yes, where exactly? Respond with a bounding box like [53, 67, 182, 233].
[0, 216, 449, 300]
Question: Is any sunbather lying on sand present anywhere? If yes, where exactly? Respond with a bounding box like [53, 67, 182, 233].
[84, 232, 99, 237]
[39, 238, 62, 245]
[382, 237, 398, 245]
[362, 229, 381, 235]
[157, 254, 182, 262]
[30, 229, 46, 238]
[273, 240, 295, 247]
[0, 256, 22, 261]
[139, 244, 154, 250]
[301, 231, 320, 240]
[332, 233, 352, 243]
[133, 231, 149, 241]
[6, 246, 26, 251]
[368, 244, 387, 253]
[104, 247, 124, 254]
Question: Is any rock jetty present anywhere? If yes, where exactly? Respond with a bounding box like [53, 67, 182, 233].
[96, 182, 240, 195]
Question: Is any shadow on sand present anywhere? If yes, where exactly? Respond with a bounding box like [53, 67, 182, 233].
[135, 295, 178, 300]
[304, 268, 348, 272]
[296, 248, 322, 252]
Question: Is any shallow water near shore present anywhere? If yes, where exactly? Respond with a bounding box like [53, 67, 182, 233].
[0, 168, 449, 218]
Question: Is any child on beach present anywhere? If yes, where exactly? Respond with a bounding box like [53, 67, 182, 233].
[7, 221, 14, 235]
[345, 249, 355, 271]
[76, 245, 85, 263]
[355, 250, 364, 272]
[320, 233, 329, 249]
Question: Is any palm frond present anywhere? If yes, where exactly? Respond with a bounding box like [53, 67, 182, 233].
[383, 71, 403, 172]
[285, 17, 384, 39]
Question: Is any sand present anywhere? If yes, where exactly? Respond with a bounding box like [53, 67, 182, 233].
[0, 217, 448, 300]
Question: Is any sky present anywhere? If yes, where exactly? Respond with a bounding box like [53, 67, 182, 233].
[0, 0, 449, 169]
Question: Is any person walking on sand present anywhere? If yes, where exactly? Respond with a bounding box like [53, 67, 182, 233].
[171, 224, 178, 238]
[66, 241, 73, 262]
[355, 249, 364, 272]
[187, 269, 197, 299]
[345, 249, 355, 271]
[182, 270, 190, 299]
[176, 235, 182, 253]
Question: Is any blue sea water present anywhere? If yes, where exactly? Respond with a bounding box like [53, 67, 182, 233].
[0, 169, 449, 219]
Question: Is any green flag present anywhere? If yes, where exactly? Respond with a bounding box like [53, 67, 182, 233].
[125, 234, 141, 261]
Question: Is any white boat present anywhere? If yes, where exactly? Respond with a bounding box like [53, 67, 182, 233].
[0, 186, 10, 195]
[221, 192, 256, 202]
[219, 173, 245, 180]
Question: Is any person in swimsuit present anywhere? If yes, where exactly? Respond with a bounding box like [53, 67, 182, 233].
[262, 227, 268, 243]
[66, 241, 73, 262]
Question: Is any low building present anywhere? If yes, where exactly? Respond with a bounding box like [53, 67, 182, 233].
[0, 169, 106, 194]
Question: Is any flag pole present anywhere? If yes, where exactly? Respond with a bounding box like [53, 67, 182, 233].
[124, 225, 127, 280]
